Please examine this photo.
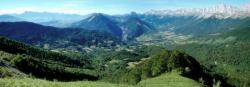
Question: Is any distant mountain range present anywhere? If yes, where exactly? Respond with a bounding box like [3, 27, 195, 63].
[0, 15, 23, 22]
[0, 12, 88, 28]
[145, 4, 250, 18]
[140, 15, 250, 36]
[13, 11, 87, 23]
[0, 4, 250, 44]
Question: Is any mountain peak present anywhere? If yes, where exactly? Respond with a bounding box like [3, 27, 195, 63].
[128, 11, 139, 19]
[72, 13, 122, 38]
[121, 16, 154, 41]
[85, 13, 110, 22]
[91, 13, 105, 17]
[130, 11, 137, 15]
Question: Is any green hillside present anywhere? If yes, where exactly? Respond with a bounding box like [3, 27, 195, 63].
[172, 26, 250, 87]
[137, 71, 202, 87]
[0, 37, 97, 81]
[0, 37, 233, 87]
[0, 78, 133, 87]
[0, 71, 202, 87]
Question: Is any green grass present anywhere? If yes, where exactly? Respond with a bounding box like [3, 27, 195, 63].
[0, 71, 201, 87]
[137, 71, 202, 87]
[0, 78, 133, 87]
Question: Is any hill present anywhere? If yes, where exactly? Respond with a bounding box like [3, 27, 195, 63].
[0, 22, 121, 48]
[137, 71, 201, 87]
[101, 46, 232, 87]
[0, 37, 98, 81]
[172, 26, 250, 87]
[0, 37, 234, 86]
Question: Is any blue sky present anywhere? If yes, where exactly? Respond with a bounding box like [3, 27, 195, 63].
[0, 0, 249, 15]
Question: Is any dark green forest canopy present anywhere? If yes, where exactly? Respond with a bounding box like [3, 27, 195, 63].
[100, 46, 232, 87]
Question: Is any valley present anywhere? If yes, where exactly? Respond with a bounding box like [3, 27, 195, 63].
[0, 2, 250, 87]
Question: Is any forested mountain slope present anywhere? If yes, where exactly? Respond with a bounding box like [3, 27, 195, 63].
[0, 37, 98, 81]
[0, 22, 121, 48]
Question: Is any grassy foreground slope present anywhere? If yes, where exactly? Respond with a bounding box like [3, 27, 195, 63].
[0, 78, 132, 87]
[0, 71, 201, 87]
[137, 71, 201, 87]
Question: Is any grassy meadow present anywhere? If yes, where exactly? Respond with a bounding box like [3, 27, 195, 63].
[0, 71, 202, 87]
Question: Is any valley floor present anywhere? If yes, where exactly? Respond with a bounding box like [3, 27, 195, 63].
[0, 72, 201, 87]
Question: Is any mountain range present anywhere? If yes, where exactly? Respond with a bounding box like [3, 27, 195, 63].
[145, 4, 250, 18]
[0, 4, 250, 46]
[0, 15, 23, 22]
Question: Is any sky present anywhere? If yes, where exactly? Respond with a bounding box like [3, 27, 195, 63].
[0, 0, 249, 15]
